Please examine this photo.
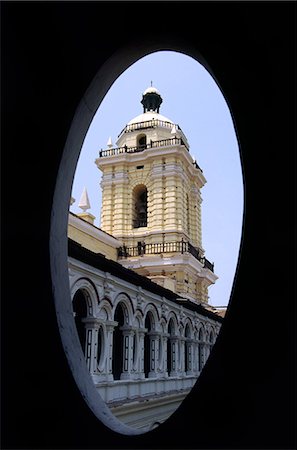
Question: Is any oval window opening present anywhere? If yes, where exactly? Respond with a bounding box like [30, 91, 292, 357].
[51, 50, 244, 435]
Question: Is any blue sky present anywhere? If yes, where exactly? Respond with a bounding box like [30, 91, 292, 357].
[70, 51, 244, 307]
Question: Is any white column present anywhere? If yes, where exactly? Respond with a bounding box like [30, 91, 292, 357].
[199, 342, 205, 371]
[82, 318, 100, 377]
[193, 340, 199, 375]
[170, 336, 179, 377]
[186, 340, 194, 375]
[137, 329, 146, 379]
[105, 320, 117, 381]
[120, 326, 134, 380]
[148, 332, 160, 378]
[162, 334, 169, 378]
[180, 337, 186, 376]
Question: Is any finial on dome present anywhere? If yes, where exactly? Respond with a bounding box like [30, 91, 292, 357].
[78, 187, 91, 212]
[141, 85, 162, 113]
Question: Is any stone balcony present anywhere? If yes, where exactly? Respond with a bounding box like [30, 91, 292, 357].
[118, 240, 214, 272]
[99, 136, 190, 158]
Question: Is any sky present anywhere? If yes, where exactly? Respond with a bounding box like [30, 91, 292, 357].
[70, 51, 244, 308]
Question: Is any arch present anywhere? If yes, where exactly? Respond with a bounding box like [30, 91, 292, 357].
[132, 184, 148, 228]
[70, 277, 99, 316]
[137, 133, 147, 149]
[184, 319, 193, 338]
[143, 302, 160, 329]
[166, 312, 178, 334]
[113, 293, 134, 325]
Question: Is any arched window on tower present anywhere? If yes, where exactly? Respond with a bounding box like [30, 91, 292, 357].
[133, 185, 148, 228]
[112, 303, 125, 380]
[72, 289, 89, 356]
[137, 134, 147, 149]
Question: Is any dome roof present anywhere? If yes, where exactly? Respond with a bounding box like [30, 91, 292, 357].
[143, 86, 160, 96]
[127, 111, 173, 126]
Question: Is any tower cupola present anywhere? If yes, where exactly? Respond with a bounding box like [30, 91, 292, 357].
[141, 85, 163, 113]
[95, 86, 217, 305]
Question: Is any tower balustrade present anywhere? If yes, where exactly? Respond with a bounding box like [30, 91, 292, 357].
[118, 240, 214, 272]
[99, 136, 190, 158]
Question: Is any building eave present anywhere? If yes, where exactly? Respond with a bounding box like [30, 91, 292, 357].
[68, 238, 223, 323]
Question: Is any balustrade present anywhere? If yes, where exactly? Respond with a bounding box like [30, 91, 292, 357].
[118, 240, 214, 272]
[99, 136, 189, 157]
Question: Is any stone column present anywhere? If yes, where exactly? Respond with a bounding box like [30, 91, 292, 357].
[193, 340, 199, 375]
[205, 343, 210, 362]
[105, 320, 117, 381]
[137, 328, 146, 379]
[162, 333, 169, 378]
[120, 326, 135, 380]
[82, 317, 100, 377]
[169, 336, 179, 377]
[198, 342, 205, 372]
[186, 340, 194, 375]
[133, 328, 145, 379]
[180, 337, 186, 376]
[148, 332, 160, 378]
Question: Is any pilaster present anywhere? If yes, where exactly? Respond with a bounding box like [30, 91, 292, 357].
[120, 326, 135, 380]
[82, 317, 100, 376]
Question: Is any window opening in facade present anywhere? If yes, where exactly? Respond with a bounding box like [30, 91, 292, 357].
[185, 324, 191, 373]
[137, 134, 147, 149]
[133, 185, 148, 228]
[167, 319, 175, 376]
[112, 303, 125, 380]
[144, 313, 153, 378]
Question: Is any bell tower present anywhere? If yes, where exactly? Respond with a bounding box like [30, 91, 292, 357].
[95, 86, 217, 304]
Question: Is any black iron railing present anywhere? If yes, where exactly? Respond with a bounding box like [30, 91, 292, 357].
[99, 137, 188, 158]
[118, 240, 214, 272]
[118, 119, 180, 137]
